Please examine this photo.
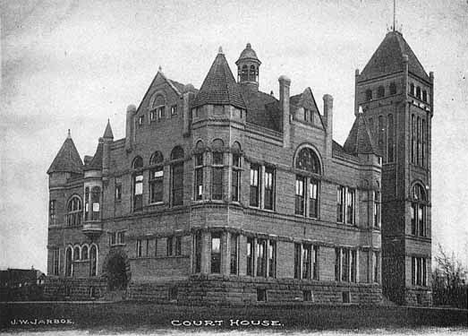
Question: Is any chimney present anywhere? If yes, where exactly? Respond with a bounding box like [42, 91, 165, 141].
[125, 104, 136, 152]
[354, 69, 360, 116]
[182, 84, 195, 136]
[279, 75, 291, 148]
[323, 94, 334, 158]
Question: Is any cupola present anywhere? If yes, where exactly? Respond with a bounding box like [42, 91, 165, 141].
[235, 43, 261, 89]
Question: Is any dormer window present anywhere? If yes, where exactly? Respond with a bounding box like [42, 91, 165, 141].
[138, 115, 144, 127]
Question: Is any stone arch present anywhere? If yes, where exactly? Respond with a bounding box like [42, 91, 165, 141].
[102, 248, 131, 291]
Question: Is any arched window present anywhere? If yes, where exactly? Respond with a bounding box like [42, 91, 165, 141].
[410, 83, 415, 96]
[149, 151, 164, 204]
[416, 86, 421, 99]
[212, 139, 224, 200]
[89, 244, 98, 276]
[194, 141, 205, 201]
[151, 95, 166, 121]
[411, 184, 426, 237]
[73, 246, 80, 261]
[82, 245, 89, 260]
[241, 65, 248, 81]
[91, 187, 101, 220]
[249, 65, 256, 81]
[389, 82, 397, 95]
[294, 147, 321, 218]
[422, 90, 427, 102]
[65, 247, 73, 277]
[84, 187, 89, 221]
[67, 196, 82, 226]
[132, 156, 143, 169]
[231, 142, 242, 202]
[295, 147, 321, 174]
[365, 89, 372, 101]
[171, 146, 184, 206]
[377, 86, 385, 98]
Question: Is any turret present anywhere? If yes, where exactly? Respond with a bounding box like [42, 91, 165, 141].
[236, 43, 261, 90]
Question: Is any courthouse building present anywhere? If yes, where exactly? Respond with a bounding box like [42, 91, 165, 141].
[46, 30, 432, 305]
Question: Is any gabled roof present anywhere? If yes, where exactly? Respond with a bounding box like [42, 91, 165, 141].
[193, 50, 246, 109]
[343, 114, 381, 156]
[360, 31, 429, 81]
[47, 132, 83, 174]
[289, 88, 325, 130]
[103, 120, 114, 139]
[84, 140, 103, 171]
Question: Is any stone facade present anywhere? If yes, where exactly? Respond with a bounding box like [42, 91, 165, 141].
[46, 32, 432, 306]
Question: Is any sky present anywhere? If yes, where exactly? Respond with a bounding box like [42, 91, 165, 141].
[1, 0, 467, 272]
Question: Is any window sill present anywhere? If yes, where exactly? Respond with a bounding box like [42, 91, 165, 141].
[110, 243, 126, 247]
[148, 201, 164, 206]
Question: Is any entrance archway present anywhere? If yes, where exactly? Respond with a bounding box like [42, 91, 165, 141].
[103, 249, 130, 291]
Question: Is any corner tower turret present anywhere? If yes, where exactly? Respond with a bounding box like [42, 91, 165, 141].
[235, 43, 261, 90]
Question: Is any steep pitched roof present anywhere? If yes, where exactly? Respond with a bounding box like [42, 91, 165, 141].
[343, 114, 381, 156]
[47, 132, 83, 174]
[84, 140, 103, 171]
[360, 31, 429, 81]
[193, 50, 246, 109]
[240, 86, 281, 131]
[103, 120, 114, 139]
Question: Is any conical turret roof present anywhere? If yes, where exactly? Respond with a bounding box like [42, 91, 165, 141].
[47, 131, 83, 174]
[84, 139, 104, 171]
[103, 120, 114, 139]
[192, 49, 246, 109]
[236, 43, 261, 65]
[344, 114, 381, 156]
[360, 31, 429, 81]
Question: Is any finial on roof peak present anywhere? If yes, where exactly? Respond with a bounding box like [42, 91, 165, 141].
[158, 66, 162, 72]
[218, 46, 223, 54]
[67, 129, 71, 139]
[246, 43, 251, 48]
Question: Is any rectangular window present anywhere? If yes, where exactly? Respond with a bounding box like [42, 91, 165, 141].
[212, 167, 223, 200]
[346, 188, 355, 224]
[211, 233, 221, 274]
[374, 191, 380, 227]
[167, 237, 173, 256]
[194, 153, 204, 200]
[145, 239, 150, 257]
[194, 232, 202, 273]
[110, 232, 117, 246]
[264, 167, 275, 210]
[175, 236, 182, 256]
[158, 106, 165, 120]
[294, 243, 301, 279]
[52, 248, 59, 275]
[351, 250, 357, 283]
[134, 174, 143, 210]
[312, 246, 319, 280]
[337, 186, 344, 222]
[150, 167, 164, 203]
[302, 244, 311, 279]
[418, 205, 425, 237]
[373, 251, 379, 283]
[49, 200, 56, 225]
[115, 183, 122, 201]
[138, 115, 144, 127]
[387, 114, 394, 162]
[256, 239, 267, 277]
[295, 176, 305, 215]
[342, 249, 350, 282]
[136, 239, 142, 257]
[172, 163, 184, 206]
[150, 110, 156, 121]
[309, 179, 318, 218]
[154, 238, 158, 256]
[231, 154, 241, 202]
[268, 240, 276, 278]
[230, 234, 238, 275]
[411, 257, 416, 285]
[411, 203, 417, 235]
[335, 248, 341, 281]
[171, 104, 177, 116]
[247, 237, 254, 276]
[250, 164, 260, 207]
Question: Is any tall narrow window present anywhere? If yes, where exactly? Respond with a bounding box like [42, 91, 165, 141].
[268, 240, 276, 278]
[231, 153, 241, 202]
[52, 248, 59, 275]
[247, 237, 254, 276]
[335, 248, 341, 281]
[256, 239, 267, 277]
[171, 104, 178, 116]
[49, 200, 57, 225]
[374, 191, 381, 227]
[73, 246, 80, 261]
[167, 237, 173, 256]
[351, 250, 357, 283]
[250, 164, 260, 207]
[412, 184, 426, 237]
[365, 89, 372, 101]
[136, 239, 142, 257]
[82, 245, 88, 260]
[171, 146, 184, 206]
[302, 244, 311, 279]
[264, 167, 275, 210]
[337, 186, 344, 222]
[377, 85, 385, 98]
[378, 116, 384, 157]
[194, 232, 202, 273]
[294, 243, 301, 279]
[211, 233, 221, 274]
[387, 114, 394, 162]
[295, 176, 305, 215]
[373, 251, 379, 283]
[410, 83, 415, 96]
[150, 167, 164, 203]
[346, 188, 355, 225]
[84, 187, 89, 220]
[115, 180, 122, 201]
[194, 153, 204, 200]
[411, 115, 416, 164]
[89, 245, 97, 276]
[389, 82, 397, 95]
[230, 234, 238, 275]
[175, 237, 182, 256]
[312, 246, 319, 280]
[422, 120, 426, 167]
[416, 86, 421, 99]
[65, 247, 73, 277]
[134, 174, 143, 210]
[422, 90, 427, 102]
[411, 257, 416, 285]
[417, 117, 421, 166]
[91, 187, 101, 220]
[342, 249, 350, 282]
[309, 179, 318, 218]
[212, 151, 223, 200]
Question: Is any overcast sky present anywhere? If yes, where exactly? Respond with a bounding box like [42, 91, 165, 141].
[1, 0, 467, 271]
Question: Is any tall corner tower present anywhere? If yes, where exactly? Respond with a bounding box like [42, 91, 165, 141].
[355, 30, 433, 305]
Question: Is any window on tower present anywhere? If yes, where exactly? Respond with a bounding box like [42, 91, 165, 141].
[365, 89, 373, 101]
[389, 82, 397, 95]
[231, 145, 241, 202]
[67, 196, 82, 227]
[377, 86, 385, 98]
[171, 146, 184, 206]
[411, 184, 427, 237]
[416, 86, 421, 99]
[91, 187, 101, 220]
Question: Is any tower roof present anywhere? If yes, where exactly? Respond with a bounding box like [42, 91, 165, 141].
[84, 139, 104, 171]
[236, 43, 261, 65]
[103, 119, 114, 139]
[360, 31, 429, 81]
[47, 131, 83, 174]
[193, 49, 246, 109]
[343, 113, 381, 156]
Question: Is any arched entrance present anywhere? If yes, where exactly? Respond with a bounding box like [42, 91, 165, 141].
[103, 249, 130, 291]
